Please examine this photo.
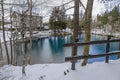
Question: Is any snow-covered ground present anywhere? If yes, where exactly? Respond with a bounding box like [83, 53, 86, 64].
[0, 30, 52, 43]
[0, 60, 120, 80]
[25, 31, 52, 38]
[91, 29, 120, 37]
[0, 31, 11, 42]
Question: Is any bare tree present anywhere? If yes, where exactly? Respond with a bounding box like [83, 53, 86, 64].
[82, 0, 94, 66]
[8, 0, 18, 65]
[71, 0, 79, 70]
[12, 17, 18, 66]
[21, 13, 27, 75]
[10, 7, 13, 64]
[27, 0, 33, 64]
[1, 0, 10, 64]
[15, 1, 29, 75]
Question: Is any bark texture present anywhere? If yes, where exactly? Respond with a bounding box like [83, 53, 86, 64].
[71, 0, 79, 70]
[82, 0, 94, 66]
[1, 0, 10, 64]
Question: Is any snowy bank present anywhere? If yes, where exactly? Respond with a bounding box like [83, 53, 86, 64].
[91, 29, 120, 38]
[0, 30, 52, 43]
[0, 60, 120, 80]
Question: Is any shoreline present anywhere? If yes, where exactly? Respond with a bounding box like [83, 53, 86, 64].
[91, 32, 120, 38]
[1, 30, 120, 44]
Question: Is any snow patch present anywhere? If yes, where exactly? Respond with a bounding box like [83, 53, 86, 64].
[0, 60, 120, 80]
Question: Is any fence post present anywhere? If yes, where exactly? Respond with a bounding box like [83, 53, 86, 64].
[118, 43, 120, 58]
[105, 35, 111, 63]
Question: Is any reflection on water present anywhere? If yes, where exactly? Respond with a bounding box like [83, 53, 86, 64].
[25, 34, 119, 64]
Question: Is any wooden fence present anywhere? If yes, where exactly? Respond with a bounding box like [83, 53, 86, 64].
[63, 36, 120, 70]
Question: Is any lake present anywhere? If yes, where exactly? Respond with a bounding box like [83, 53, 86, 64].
[24, 34, 119, 64]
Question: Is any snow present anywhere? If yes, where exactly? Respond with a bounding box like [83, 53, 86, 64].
[0, 24, 13, 42]
[0, 31, 11, 42]
[91, 28, 120, 38]
[0, 60, 120, 80]
[0, 29, 52, 43]
[25, 31, 52, 39]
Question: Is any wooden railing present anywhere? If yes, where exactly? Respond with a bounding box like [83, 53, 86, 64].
[65, 51, 120, 61]
[63, 39, 120, 47]
[63, 36, 120, 70]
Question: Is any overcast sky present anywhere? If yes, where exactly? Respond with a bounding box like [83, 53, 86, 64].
[42, 0, 106, 22]
[3, 0, 120, 22]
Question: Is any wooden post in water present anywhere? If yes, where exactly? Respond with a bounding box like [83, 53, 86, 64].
[105, 35, 111, 63]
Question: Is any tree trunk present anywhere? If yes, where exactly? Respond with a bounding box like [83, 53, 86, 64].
[13, 37, 17, 66]
[21, 27, 26, 75]
[20, 14, 26, 75]
[28, 0, 33, 64]
[71, 0, 79, 70]
[0, 39, 3, 66]
[1, 0, 10, 64]
[13, 18, 18, 66]
[10, 38, 13, 64]
[82, 0, 94, 66]
[10, 8, 13, 64]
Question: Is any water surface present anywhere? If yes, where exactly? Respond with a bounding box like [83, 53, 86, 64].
[25, 34, 119, 64]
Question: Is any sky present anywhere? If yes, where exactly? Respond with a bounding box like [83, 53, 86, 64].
[2, 0, 120, 22]
[42, 0, 106, 21]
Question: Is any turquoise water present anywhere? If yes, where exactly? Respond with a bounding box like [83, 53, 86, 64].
[25, 34, 119, 64]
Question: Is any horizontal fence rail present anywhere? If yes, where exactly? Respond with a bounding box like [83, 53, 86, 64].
[63, 39, 120, 47]
[65, 51, 120, 61]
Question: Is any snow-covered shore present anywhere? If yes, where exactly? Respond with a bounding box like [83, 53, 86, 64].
[91, 29, 120, 38]
[0, 30, 52, 43]
[1, 26, 120, 43]
[0, 60, 120, 80]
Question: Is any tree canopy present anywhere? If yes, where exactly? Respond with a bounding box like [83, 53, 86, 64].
[97, 6, 119, 26]
[49, 21, 67, 30]
[49, 6, 67, 31]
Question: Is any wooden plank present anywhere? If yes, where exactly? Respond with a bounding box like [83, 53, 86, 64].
[63, 39, 120, 47]
[65, 51, 120, 61]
